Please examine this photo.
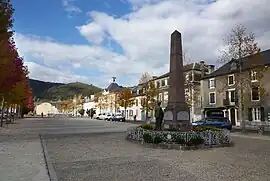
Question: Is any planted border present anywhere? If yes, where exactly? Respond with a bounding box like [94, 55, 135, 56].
[126, 126, 232, 150]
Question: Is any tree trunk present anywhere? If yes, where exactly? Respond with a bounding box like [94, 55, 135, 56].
[10, 105, 14, 123]
[17, 104, 21, 118]
[146, 97, 149, 121]
[0, 97, 4, 127]
[238, 63, 246, 131]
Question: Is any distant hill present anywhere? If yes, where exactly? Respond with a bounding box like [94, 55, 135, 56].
[29, 79, 102, 101]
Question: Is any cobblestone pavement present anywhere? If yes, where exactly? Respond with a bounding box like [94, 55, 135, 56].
[0, 118, 134, 181]
[2, 118, 270, 181]
[44, 132, 270, 181]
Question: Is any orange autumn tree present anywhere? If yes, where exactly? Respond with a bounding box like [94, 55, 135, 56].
[0, 0, 33, 126]
[118, 88, 134, 118]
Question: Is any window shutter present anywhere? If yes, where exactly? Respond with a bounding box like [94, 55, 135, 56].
[260, 107, 265, 121]
[214, 79, 216, 88]
[208, 79, 210, 88]
[225, 91, 229, 99]
[248, 108, 252, 121]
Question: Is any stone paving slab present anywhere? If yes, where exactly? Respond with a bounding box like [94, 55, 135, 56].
[0, 137, 49, 181]
[44, 132, 270, 181]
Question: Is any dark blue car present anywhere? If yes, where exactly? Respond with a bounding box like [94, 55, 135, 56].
[191, 117, 232, 130]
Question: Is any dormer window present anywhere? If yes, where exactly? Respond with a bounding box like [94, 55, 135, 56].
[161, 79, 165, 86]
[230, 62, 237, 70]
[156, 81, 160, 88]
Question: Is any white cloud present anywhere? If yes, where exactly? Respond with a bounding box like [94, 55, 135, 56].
[76, 23, 106, 44]
[62, 0, 82, 14]
[16, 0, 270, 87]
[25, 61, 88, 83]
[80, 0, 270, 65]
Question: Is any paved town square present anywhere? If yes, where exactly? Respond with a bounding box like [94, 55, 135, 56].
[0, 118, 270, 181]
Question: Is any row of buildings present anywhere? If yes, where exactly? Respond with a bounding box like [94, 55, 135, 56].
[36, 49, 270, 125]
[84, 49, 270, 126]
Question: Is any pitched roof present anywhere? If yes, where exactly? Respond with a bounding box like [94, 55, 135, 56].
[106, 82, 124, 92]
[202, 49, 270, 80]
[152, 62, 209, 81]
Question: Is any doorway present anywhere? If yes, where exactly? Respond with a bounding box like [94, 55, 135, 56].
[230, 108, 236, 125]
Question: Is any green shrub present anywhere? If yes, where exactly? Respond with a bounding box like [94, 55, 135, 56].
[153, 135, 163, 144]
[174, 135, 186, 144]
[187, 136, 204, 146]
[141, 123, 154, 130]
[143, 133, 153, 143]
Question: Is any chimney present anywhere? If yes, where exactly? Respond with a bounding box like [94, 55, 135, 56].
[200, 61, 205, 77]
[207, 65, 215, 74]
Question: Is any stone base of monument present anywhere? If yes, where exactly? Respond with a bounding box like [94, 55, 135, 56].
[163, 121, 191, 132]
[126, 126, 233, 151]
[163, 105, 191, 132]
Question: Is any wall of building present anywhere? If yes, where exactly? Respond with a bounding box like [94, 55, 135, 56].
[35, 102, 59, 116]
[201, 68, 270, 124]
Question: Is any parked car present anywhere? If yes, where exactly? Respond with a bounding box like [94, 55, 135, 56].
[95, 113, 101, 119]
[112, 113, 125, 122]
[191, 117, 232, 130]
[99, 113, 107, 120]
[95, 113, 107, 120]
[105, 113, 114, 121]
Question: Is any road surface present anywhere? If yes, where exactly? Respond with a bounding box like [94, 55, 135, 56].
[1, 118, 270, 181]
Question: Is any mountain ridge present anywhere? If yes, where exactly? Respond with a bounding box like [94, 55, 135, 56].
[29, 79, 102, 101]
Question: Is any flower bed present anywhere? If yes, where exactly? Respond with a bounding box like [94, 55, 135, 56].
[126, 125, 232, 150]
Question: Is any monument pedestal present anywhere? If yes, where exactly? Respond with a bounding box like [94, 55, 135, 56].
[164, 103, 190, 131]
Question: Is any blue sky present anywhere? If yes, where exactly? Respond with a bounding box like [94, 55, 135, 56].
[12, 0, 270, 88]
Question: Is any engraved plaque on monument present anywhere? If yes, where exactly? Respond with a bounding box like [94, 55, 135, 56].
[164, 111, 173, 121]
[177, 111, 190, 121]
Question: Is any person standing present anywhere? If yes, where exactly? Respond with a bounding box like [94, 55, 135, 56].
[154, 101, 164, 130]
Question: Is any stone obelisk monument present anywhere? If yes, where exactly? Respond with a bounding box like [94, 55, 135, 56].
[164, 30, 190, 131]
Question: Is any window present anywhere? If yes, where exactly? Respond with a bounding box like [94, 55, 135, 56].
[164, 91, 168, 100]
[251, 70, 258, 82]
[209, 92, 216, 104]
[158, 93, 162, 101]
[209, 78, 215, 89]
[135, 99, 138, 106]
[252, 108, 261, 121]
[228, 75, 235, 86]
[161, 79, 165, 86]
[230, 62, 237, 70]
[156, 81, 160, 88]
[185, 73, 190, 82]
[229, 90, 235, 103]
[251, 87, 260, 101]
[185, 88, 189, 95]
[129, 110, 133, 116]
